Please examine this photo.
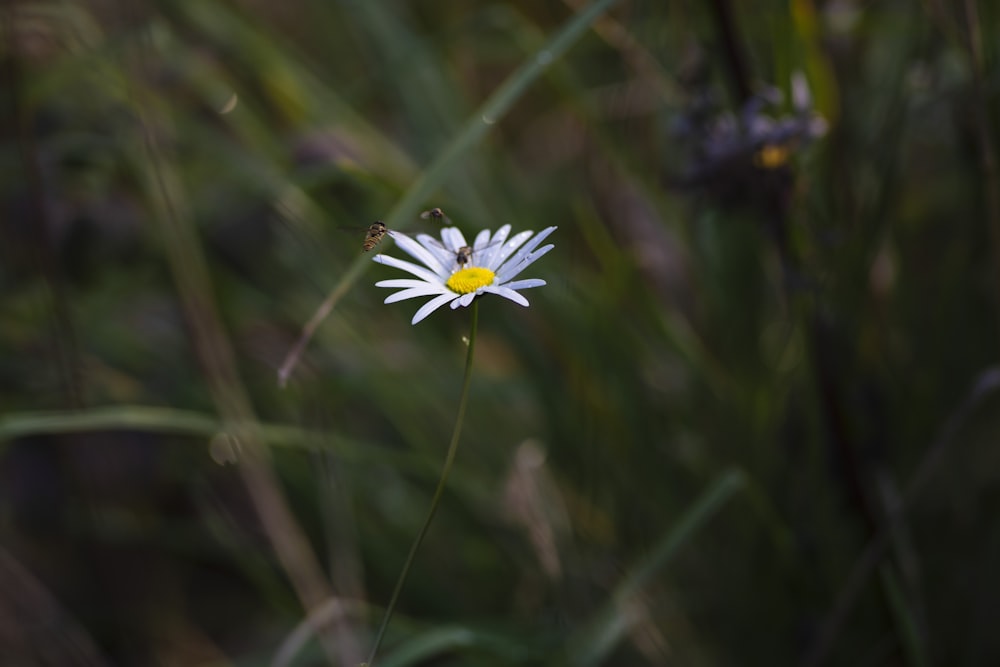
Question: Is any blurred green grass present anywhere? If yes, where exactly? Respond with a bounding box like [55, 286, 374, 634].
[3, 0, 1000, 665]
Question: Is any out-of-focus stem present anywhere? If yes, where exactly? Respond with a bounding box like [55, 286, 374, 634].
[3, 2, 82, 408]
[963, 0, 1000, 345]
[126, 27, 357, 667]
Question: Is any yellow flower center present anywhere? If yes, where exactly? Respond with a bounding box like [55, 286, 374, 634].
[446, 267, 495, 294]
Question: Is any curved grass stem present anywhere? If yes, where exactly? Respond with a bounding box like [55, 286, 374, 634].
[365, 301, 479, 667]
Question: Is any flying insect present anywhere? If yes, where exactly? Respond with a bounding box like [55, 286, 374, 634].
[420, 207, 452, 225]
[362, 221, 388, 252]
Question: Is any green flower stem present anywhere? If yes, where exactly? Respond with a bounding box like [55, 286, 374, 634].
[365, 301, 479, 667]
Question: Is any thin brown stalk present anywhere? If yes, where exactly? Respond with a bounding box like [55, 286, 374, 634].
[3, 0, 82, 408]
[124, 17, 359, 666]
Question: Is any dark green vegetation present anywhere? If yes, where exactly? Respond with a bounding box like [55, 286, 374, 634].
[3, 1, 1000, 665]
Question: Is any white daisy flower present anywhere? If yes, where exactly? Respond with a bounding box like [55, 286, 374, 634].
[372, 224, 557, 324]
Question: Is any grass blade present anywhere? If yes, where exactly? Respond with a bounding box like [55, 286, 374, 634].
[567, 469, 747, 666]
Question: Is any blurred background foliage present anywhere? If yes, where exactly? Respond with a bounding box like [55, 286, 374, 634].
[2, 0, 1000, 665]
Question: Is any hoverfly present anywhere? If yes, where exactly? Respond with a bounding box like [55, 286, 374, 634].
[364, 209, 449, 252]
[361, 220, 388, 252]
[361, 220, 426, 253]
[420, 207, 509, 267]
[426, 237, 504, 270]
[454, 245, 474, 268]
[420, 207, 452, 225]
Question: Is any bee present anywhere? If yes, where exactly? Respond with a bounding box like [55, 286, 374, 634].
[420, 207, 452, 224]
[362, 221, 388, 252]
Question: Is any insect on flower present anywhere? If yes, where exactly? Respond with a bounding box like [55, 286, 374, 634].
[450, 240, 505, 268]
[373, 223, 556, 324]
[418, 234, 504, 270]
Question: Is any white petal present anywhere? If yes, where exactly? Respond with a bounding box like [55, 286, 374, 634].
[480, 226, 511, 266]
[481, 229, 525, 269]
[448, 292, 477, 309]
[417, 234, 456, 268]
[495, 243, 554, 283]
[388, 231, 450, 278]
[472, 228, 492, 250]
[489, 224, 512, 246]
[486, 230, 534, 269]
[496, 226, 556, 271]
[411, 292, 460, 325]
[500, 278, 546, 290]
[495, 229, 556, 280]
[373, 254, 444, 284]
[482, 285, 530, 307]
[384, 285, 450, 303]
[375, 278, 437, 289]
[441, 227, 467, 252]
